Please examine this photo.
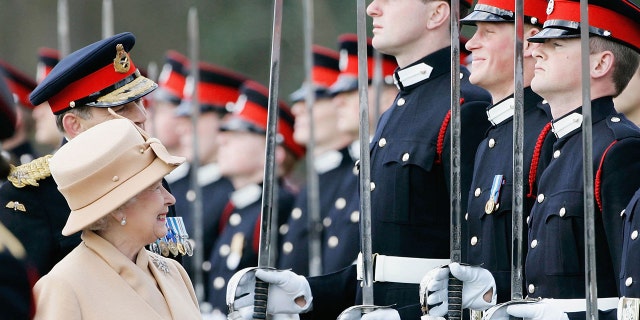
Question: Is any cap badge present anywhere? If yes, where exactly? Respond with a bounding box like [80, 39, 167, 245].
[546, 0, 554, 15]
[113, 44, 131, 73]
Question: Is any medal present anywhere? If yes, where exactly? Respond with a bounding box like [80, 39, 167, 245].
[159, 240, 170, 257]
[485, 175, 505, 214]
[184, 240, 194, 256]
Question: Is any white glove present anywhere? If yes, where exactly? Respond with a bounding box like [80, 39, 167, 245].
[255, 269, 313, 314]
[506, 300, 569, 320]
[361, 308, 400, 320]
[421, 263, 496, 316]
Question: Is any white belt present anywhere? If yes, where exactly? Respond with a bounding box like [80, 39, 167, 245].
[356, 253, 449, 284]
[543, 297, 619, 312]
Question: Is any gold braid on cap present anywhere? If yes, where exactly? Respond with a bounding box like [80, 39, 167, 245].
[7, 155, 53, 188]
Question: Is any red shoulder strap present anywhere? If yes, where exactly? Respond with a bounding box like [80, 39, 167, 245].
[595, 140, 618, 212]
[527, 122, 553, 199]
[218, 200, 235, 234]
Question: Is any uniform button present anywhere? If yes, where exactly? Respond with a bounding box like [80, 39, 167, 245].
[378, 138, 387, 147]
[291, 207, 302, 220]
[528, 284, 535, 294]
[488, 138, 496, 148]
[537, 194, 545, 203]
[323, 217, 332, 227]
[213, 277, 226, 290]
[279, 224, 289, 235]
[328, 236, 339, 248]
[465, 213, 469, 221]
[402, 153, 410, 162]
[553, 150, 561, 158]
[611, 116, 621, 123]
[559, 207, 566, 217]
[283, 242, 293, 254]
[186, 190, 196, 202]
[202, 261, 211, 272]
[335, 198, 346, 210]
[526, 216, 530, 225]
[350, 211, 360, 223]
[370, 182, 376, 191]
[470, 236, 478, 246]
[460, 72, 464, 79]
[397, 98, 406, 106]
[219, 244, 230, 257]
[632, 230, 638, 240]
[626, 277, 633, 287]
[474, 188, 482, 197]
[531, 239, 538, 248]
[621, 209, 626, 217]
[229, 213, 242, 226]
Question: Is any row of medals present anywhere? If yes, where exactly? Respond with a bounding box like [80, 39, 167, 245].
[149, 216, 194, 257]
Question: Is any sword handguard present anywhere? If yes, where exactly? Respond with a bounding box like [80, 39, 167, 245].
[336, 305, 395, 320]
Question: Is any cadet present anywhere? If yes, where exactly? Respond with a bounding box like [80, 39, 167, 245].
[32, 48, 64, 154]
[422, 0, 553, 315]
[171, 61, 244, 303]
[0, 32, 176, 277]
[206, 80, 304, 316]
[226, 0, 492, 319]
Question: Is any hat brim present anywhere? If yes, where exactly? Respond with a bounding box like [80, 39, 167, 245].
[328, 76, 358, 96]
[528, 27, 578, 43]
[89, 75, 158, 108]
[289, 85, 333, 103]
[461, 10, 513, 25]
[61, 157, 179, 236]
[220, 117, 266, 135]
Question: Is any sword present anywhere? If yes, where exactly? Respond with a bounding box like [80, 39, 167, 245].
[579, 1, 598, 319]
[301, 0, 323, 277]
[57, 0, 70, 58]
[253, 0, 284, 318]
[102, 0, 114, 39]
[187, 7, 206, 303]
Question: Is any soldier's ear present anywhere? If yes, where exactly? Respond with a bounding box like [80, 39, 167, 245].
[61, 112, 84, 139]
[591, 50, 614, 80]
[426, 1, 450, 30]
[523, 27, 542, 58]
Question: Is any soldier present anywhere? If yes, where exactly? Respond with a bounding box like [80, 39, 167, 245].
[206, 80, 304, 316]
[0, 60, 38, 165]
[226, 0, 493, 319]
[0, 32, 175, 277]
[422, 0, 553, 315]
[32, 48, 64, 154]
[170, 61, 245, 303]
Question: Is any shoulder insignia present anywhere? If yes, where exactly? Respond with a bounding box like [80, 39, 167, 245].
[0, 222, 26, 259]
[7, 155, 53, 188]
[5, 201, 26, 212]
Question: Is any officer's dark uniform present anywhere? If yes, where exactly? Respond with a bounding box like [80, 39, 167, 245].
[0, 222, 34, 320]
[464, 89, 551, 303]
[304, 46, 492, 319]
[618, 189, 640, 320]
[0, 33, 181, 277]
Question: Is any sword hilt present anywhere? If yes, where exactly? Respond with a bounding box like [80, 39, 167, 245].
[253, 278, 269, 320]
[447, 273, 463, 320]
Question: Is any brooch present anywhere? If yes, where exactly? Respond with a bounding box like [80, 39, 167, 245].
[151, 255, 170, 274]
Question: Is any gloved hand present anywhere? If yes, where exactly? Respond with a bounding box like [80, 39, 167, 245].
[361, 308, 400, 320]
[255, 269, 312, 314]
[506, 300, 569, 320]
[227, 268, 312, 319]
[420, 263, 496, 316]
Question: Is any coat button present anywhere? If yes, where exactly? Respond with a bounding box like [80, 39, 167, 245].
[488, 138, 496, 148]
[559, 207, 566, 217]
[626, 277, 633, 287]
[350, 211, 360, 223]
[397, 98, 406, 106]
[531, 239, 538, 248]
[553, 150, 561, 158]
[474, 188, 482, 197]
[328, 236, 339, 248]
[528, 284, 535, 293]
[323, 217, 332, 227]
[219, 244, 230, 257]
[465, 212, 469, 221]
[526, 216, 530, 225]
[470, 236, 478, 246]
[632, 230, 638, 240]
[370, 182, 376, 191]
[379, 138, 387, 147]
[279, 224, 289, 235]
[621, 209, 626, 217]
[213, 277, 226, 290]
[335, 198, 346, 210]
[291, 207, 302, 220]
[611, 116, 621, 123]
[283, 242, 293, 254]
[229, 213, 242, 226]
[402, 153, 410, 162]
[537, 194, 545, 203]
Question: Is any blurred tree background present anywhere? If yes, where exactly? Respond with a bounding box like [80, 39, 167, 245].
[0, 1, 362, 101]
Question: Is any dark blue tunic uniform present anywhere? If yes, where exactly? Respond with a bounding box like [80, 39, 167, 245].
[277, 146, 358, 276]
[526, 98, 640, 300]
[207, 182, 295, 314]
[463, 88, 551, 303]
[303, 47, 492, 320]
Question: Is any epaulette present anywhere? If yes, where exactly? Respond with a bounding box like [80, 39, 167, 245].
[7, 154, 53, 188]
[0, 222, 26, 259]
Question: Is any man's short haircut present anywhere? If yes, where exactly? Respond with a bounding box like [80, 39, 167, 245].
[590, 37, 640, 96]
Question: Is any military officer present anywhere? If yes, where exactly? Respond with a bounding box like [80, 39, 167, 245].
[206, 80, 303, 316]
[170, 61, 245, 303]
[0, 32, 179, 277]
[226, 0, 493, 318]
[423, 0, 552, 314]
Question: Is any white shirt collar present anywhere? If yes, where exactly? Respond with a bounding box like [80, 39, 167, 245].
[314, 150, 344, 174]
[486, 97, 515, 126]
[394, 62, 433, 89]
[230, 184, 262, 209]
[197, 163, 222, 186]
[552, 112, 583, 139]
[164, 162, 190, 184]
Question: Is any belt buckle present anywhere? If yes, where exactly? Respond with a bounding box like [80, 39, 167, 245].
[621, 297, 640, 320]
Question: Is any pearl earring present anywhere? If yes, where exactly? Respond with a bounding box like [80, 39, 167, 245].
[120, 217, 127, 226]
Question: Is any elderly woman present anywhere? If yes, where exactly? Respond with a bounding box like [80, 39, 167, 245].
[33, 118, 201, 319]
